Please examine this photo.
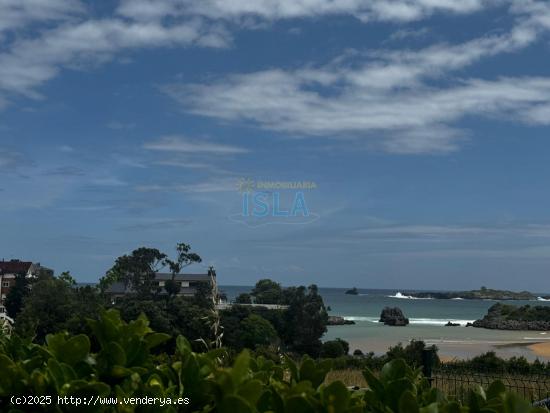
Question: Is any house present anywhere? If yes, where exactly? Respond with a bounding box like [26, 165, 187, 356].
[105, 268, 217, 301]
[0, 259, 54, 314]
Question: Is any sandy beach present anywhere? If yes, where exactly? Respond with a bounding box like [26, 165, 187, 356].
[529, 341, 550, 358]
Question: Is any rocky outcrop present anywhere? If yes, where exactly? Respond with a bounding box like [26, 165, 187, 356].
[473, 303, 550, 330]
[379, 307, 409, 326]
[345, 287, 359, 295]
[472, 319, 550, 330]
[327, 316, 356, 326]
[445, 321, 460, 327]
[408, 288, 536, 301]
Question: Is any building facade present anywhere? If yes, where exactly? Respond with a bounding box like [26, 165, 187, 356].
[105, 269, 216, 301]
[0, 259, 54, 315]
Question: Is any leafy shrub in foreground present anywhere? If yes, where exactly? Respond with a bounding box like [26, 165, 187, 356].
[0, 310, 546, 412]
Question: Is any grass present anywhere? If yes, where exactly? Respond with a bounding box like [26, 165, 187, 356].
[325, 369, 368, 388]
[325, 368, 550, 403]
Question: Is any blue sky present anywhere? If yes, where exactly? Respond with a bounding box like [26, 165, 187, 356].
[2, 0, 550, 291]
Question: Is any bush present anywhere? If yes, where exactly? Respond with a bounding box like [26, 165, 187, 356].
[0, 310, 546, 413]
[321, 338, 349, 358]
[239, 314, 278, 349]
[235, 293, 252, 304]
[321, 340, 346, 358]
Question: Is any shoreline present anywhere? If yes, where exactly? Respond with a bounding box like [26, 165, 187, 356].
[529, 341, 550, 358]
[333, 334, 550, 361]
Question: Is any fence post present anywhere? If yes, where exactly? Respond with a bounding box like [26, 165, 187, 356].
[422, 348, 435, 386]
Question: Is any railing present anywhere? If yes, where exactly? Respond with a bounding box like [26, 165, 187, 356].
[431, 366, 550, 405]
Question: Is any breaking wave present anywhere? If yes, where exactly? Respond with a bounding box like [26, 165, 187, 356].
[341, 316, 474, 326]
[387, 292, 433, 300]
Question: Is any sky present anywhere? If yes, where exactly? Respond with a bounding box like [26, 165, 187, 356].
[1, 0, 550, 291]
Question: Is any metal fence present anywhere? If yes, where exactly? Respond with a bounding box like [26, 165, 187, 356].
[431, 366, 550, 406]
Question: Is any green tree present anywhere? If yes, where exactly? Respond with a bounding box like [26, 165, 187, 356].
[239, 314, 278, 349]
[15, 278, 75, 342]
[235, 293, 252, 304]
[64, 285, 102, 337]
[167, 298, 213, 351]
[100, 247, 167, 297]
[58, 271, 76, 286]
[282, 285, 328, 357]
[251, 279, 283, 304]
[115, 297, 172, 334]
[4, 274, 29, 319]
[163, 243, 202, 298]
[320, 339, 348, 358]
[191, 282, 214, 309]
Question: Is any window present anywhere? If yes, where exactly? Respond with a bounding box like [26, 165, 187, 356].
[2, 282, 9, 288]
[158, 281, 165, 287]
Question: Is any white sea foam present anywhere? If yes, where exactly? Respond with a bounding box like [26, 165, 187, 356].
[451, 297, 464, 300]
[536, 296, 550, 301]
[387, 292, 433, 300]
[343, 316, 379, 323]
[409, 318, 474, 326]
[342, 316, 474, 326]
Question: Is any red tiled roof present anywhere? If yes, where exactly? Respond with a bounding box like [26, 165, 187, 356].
[0, 260, 32, 275]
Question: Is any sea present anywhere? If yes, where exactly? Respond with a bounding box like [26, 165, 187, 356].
[221, 286, 550, 361]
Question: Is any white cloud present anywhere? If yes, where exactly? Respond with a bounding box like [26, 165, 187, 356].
[355, 224, 550, 238]
[136, 177, 237, 193]
[161, 10, 550, 155]
[164, 66, 550, 154]
[58, 145, 75, 153]
[144, 135, 249, 155]
[106, 121, 136, 130]
[117, 0, 497, 23]
[0, 0, 83, 34]
[0, 18, 230, 98]
[0, 148, 24, 171]
[89, 177, 128, 187]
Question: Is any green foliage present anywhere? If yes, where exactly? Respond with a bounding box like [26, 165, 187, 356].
[489, 303, 550, 322]
[100, 247, 167, 296]
[235, 293, 253, 304]
[251, 279, 284, 304]
[320, 339, 349, 358]
[0, 310, 546, 413]
[239, 314, 278, 349]
[15, 278, 79, 342]
[14, 277, 102, 343]
[59, 271, 77, 286]
[221, 287, 328, 357]
[115, 295, 213, 352]
[444, 351, 550, 374]
[282, 285, 328, 357]
[4, 273, 29, 318]
[386, 340, 439, 369]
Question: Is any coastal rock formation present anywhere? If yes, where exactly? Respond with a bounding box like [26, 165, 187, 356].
[473, 303, 550, 330]
[379, 307, 409, 326]
[327, 316, 356, 326]
[345, 287, 359, 295]
[406, 288, 535, 301]
[445, 321, 460, 327]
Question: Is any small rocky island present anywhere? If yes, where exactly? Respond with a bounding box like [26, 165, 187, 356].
[473, 303, 550, 330]
[405, 287, 538, 301]
[327, 316, 355, 325]
[345, 287, 359, 295]
[379, 307, 409, 326]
